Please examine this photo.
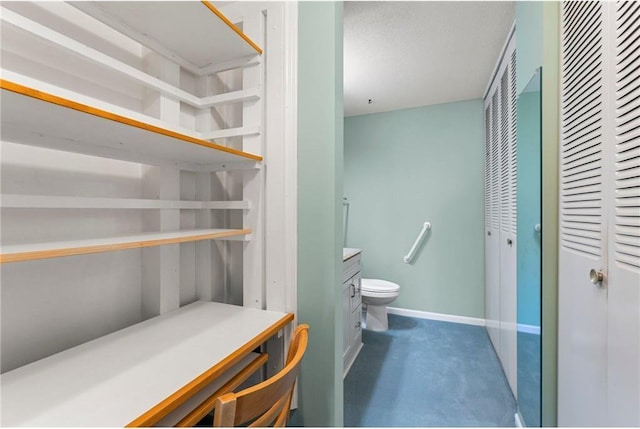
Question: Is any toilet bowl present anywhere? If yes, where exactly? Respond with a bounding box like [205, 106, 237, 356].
[361, 279, 400, 332]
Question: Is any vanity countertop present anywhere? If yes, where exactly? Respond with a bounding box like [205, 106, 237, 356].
[343, 248, 362, 262]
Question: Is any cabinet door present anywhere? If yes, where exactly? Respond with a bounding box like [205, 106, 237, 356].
[351, 304, 362, 350]
[558, 2, 609, 425]
[344, 272, 362, 353]
[349, 273, 362, 312]
[343, 281, 352, 358]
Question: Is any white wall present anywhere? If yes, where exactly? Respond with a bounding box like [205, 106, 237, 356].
[0, 143, 144, 372]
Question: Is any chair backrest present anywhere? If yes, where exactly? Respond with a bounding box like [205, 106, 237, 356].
[213, 324, 309, 427]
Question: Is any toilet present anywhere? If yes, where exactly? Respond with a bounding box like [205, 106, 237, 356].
[361, 279, 400, 332]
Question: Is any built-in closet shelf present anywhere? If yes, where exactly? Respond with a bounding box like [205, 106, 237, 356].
[69, 1, 262, 76]
[0, 81, 263, 170]
[0, 194, 250, 210]
[0, 228, 251, 264]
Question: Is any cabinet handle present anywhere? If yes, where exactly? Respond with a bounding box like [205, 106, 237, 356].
[355, 321, 361, 329]
[350, 284, 356, 298]
[507, 238, 513, 246]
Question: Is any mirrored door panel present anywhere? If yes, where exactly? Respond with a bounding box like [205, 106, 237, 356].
[516, 68, 541, 427]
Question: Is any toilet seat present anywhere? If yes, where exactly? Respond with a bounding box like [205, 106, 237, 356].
[361, 279, 400, 297]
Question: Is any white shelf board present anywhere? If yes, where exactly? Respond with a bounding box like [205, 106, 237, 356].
[0, 228, 251, 263]
[70, 1, 262, 76]
[202, 125, 261, 141]
[199, 87, 261, 108]
[1, 194, 250, 210]
[1, 8, 261, 109]
[0, 82, 263, 170]
[0, 301, 292, 427]
[0, 7, 200, 108]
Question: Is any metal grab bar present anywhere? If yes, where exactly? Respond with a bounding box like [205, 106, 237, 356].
[403, 221, 432, 263]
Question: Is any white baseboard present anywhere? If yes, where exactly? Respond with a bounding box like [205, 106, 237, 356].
[517, 323, 541, 335]
[515, 412, 524, 427]
[386, 306, 486, 327]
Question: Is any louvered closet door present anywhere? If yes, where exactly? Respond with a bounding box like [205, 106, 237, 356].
[484, 35, 516, 394]
[607, 1, 640, 424]
[498, 50, 517, 396]
[485, 101, 501, 352]
[558, 1, 609, 425]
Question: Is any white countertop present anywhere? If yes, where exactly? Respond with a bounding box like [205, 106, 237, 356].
[343, 248, 362, 262]
[1, 301, 292, 427]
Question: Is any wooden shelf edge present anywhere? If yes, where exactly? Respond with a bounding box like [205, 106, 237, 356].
[126, 312, 294, 427]
[0, 229, 251, 264]
[201, 1, 263, 55]
[0, 80, 263, 162]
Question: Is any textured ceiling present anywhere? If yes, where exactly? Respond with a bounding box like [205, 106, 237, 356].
[344, 1, 515, 117]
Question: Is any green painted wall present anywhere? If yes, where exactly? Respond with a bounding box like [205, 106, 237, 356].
[516, 2, 543, 95]
[516, 1, 560, 425]
[297, 2, 344, 426]
[344, 100, 485, 319]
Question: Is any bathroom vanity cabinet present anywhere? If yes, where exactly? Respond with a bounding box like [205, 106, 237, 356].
[342, 248, 363, 377]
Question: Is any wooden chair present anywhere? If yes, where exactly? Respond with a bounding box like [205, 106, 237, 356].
[212, 324, 309, 427]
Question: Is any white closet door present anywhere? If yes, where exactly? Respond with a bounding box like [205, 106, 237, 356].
[558, 1, 609, 425]
[485, 103, 501, 351]
[607, 1, 640, 424]
[499, 49, 517, 396]
[484, 34, 516, 395]
[487, 96, 502, 351]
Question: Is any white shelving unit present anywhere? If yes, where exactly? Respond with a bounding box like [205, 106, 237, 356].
[0, 1, 298, 425]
